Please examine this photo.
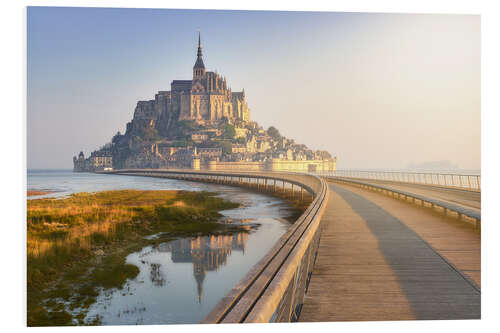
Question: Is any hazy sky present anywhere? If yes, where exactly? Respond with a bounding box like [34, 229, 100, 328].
[27, 7, 480, 170]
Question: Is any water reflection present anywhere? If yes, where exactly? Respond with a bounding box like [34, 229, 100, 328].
[27, 170, 294, 325]
[57, 171, 294, 325]
[149, 263, 165, 287]
[158, 230, 249, 303]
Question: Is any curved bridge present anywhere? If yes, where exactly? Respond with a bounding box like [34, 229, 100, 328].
[107, 169, 329, 323]
[106, 169, 481, 322]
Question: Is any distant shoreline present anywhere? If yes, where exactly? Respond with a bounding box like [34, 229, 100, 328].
[27, 190, 53, 197]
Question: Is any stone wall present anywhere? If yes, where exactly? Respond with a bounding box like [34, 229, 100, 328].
[266, 158, 336, 172]
[206, 161, 265, 171]
[203, 158, 336, 173]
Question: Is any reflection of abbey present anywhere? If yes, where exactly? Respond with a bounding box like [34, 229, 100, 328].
[157, 231, 249, 303]
[73, 32, 336, 172]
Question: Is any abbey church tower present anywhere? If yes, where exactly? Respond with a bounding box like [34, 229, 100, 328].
[173, 32, 250, 124]
[135, 31, 251, 138]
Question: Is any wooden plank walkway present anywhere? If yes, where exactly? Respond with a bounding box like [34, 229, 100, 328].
[299, 182, 480, 322]
[353, 179, 481, 211]
[342, 182, 481, 288]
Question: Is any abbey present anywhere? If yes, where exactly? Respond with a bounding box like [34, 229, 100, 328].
[182, 32, 250, 123]
[129, 33, 250, 138]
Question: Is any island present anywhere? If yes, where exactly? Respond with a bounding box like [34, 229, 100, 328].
[73, 33, 336, 173]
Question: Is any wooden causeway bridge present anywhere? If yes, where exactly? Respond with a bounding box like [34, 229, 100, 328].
[107, 169, 481, 322]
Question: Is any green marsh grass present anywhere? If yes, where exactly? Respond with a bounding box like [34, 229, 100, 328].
[27, 190, 240, 326]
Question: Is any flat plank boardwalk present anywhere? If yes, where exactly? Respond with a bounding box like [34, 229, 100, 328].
[351, 179, 481, 211]
[299, 182, 480, 322]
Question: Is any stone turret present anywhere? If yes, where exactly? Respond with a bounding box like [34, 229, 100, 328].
[73, 151, 86, 172]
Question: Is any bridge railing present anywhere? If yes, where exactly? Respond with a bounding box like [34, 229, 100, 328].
[107, 168, 321, 198]
[331, 177, 480, 228]
[315, 170, 481, 191]
[106, 169, 329, 323]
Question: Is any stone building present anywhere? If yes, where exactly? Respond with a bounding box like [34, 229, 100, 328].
[198, 147, 222, 161]
[73, 151, 112, 172]
[125, 32, 251, 140]
[191, 133, 208, 143]
[73, 151, 86, 172]
[90, 151, 113, 171]
[231, 144, 247, 154]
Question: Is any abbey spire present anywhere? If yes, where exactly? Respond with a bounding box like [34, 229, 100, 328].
[193, 31, 206, 79]
[197, 31, 202, 57]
